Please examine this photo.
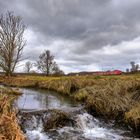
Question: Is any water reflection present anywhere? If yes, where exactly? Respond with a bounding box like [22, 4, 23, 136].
[16, 88, 78, 110]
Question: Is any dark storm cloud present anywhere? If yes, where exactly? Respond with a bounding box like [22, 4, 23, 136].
[0, 0, 140, 72]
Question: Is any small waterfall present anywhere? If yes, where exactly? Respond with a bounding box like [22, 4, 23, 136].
[26, 129, 50, 140]
[20, 113, 51, 140]
[18, 110, 133, 140]
[75, 113, 100, 129]
[75, 113, 131, 140]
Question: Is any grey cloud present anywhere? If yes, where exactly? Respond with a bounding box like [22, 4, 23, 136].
[0, 0, 140, 72]
[1, 0, 140, 44]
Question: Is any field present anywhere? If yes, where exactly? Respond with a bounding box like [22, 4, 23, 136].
[0, 73, 140, 135]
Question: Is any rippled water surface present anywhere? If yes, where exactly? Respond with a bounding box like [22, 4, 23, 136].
[16, 88, 79, 110]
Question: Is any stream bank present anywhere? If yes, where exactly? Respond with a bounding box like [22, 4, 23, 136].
[1, 75, 140, 137]
[16, 87, 137, 140]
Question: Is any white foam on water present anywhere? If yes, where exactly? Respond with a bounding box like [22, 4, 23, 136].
[83, 127, 123, 140]
[22, 112, 134, 140]
[26, 129, 52, 140]
[75, 113, 128, 140]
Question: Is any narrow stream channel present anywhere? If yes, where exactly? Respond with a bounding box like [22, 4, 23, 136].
[14, 88, 139, 140]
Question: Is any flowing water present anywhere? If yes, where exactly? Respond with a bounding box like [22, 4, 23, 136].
[15, 88, 139, 140]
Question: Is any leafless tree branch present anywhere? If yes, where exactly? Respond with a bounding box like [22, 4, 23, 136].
[0, 11, 26, 76]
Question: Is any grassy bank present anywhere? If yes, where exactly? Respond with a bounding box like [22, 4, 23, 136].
[1, 74, 140, 134]
[0, 87, 25, 140]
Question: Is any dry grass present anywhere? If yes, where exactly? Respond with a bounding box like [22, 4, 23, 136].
[1, 74, 140, 130]
[0, 88, 25, 140]
[125, 103, 140, 129]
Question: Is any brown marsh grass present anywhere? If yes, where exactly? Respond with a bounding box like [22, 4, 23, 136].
[0, 88, 25, 140]
[1, 74, 140, 130]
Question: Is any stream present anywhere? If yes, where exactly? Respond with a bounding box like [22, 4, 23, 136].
[14, 88, 139, 140]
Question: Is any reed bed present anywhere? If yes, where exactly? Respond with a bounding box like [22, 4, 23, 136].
[0, 88, 25, 140]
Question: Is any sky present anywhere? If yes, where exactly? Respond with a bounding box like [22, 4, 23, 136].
[0, 0, 140, 73]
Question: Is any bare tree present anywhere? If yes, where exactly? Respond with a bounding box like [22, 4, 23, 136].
[126, 68, 129, 73]
[24, 61, 33, 73]
[52, 63, 65, 75]
[36, 50, 56, 75]
[0, 11, 26, 76]
[130, 61, 135, 72]
[135, 64, 139, 71]
[130, 61, 139, 72]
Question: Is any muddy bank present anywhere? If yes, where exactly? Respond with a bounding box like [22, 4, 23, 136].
[1, 75, 140, 135]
